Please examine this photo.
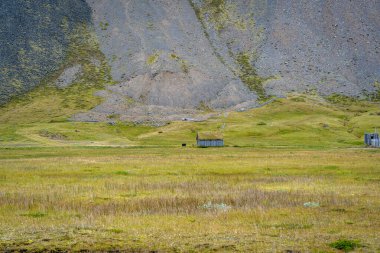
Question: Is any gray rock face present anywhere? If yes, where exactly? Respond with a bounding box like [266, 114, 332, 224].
[55, 65, 83, 88]
[71, 0, 257, 122]
[190, 0, 380, 97]
[1, 0, 379, 121]
[84, 0, 255, 108]
[253, 0, 380, 97]
[0, 0, 92, 105]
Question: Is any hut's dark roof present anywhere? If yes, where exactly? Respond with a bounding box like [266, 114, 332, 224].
[197, 132, 223, 140]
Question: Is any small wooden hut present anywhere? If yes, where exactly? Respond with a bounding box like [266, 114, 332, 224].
[365, 133, 380, 147]
[196, 132, 224, 147]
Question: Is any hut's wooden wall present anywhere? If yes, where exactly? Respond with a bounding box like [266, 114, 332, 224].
[197, 140, 224, 147]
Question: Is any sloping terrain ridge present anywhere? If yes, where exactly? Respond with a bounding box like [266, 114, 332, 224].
[1, 0, 379, 122]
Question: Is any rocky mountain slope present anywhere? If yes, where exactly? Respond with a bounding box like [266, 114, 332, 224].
[1, 0, 379, 122]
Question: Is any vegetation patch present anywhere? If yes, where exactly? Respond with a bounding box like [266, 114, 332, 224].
[99, 21, 109, 30]
[20, 212, 48, 218]
[0, 23, 112, 124]
[329, 239, 362, 252]
[189, 0, 269, 99]
[107, 113, 120, 120]
[107, 228, 123, 234]
[114, 170, 131, 176]
[200, 0, 227, 31]
[236, 52, 269, 99]
[196, 101, 213, 112]
[38, 129, 67, 140]
[191, 0, 245, 33]
[367, 80, 380, 101]
[324, 165, 339, 170]
[0, 2, 96, 106]
[326, 94, 360, 105]
[290, 97, 306, 102]
[147, 52, 160, 65]
[170, 53, 190, 74]
[264, 223, 313, 230]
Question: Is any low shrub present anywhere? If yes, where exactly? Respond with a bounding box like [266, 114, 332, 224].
[329, 239, 361, 252]
[115, 171, 130, 176]
[21, 211, 47, 218]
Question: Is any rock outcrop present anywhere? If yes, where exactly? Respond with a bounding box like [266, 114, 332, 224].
[0, 0, 92, 104]
[1, 0, 379, 122]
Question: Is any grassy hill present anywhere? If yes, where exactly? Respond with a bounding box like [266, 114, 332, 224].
[0, 93, 379, 148]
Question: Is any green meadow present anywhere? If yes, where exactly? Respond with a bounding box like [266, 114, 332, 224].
[0, 94, 379, 252]
[1, 93, 379, 148]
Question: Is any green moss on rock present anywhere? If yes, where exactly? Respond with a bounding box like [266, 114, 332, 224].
[170, 53, 190, 74]
[0, 24, 112, 124]
[189, 0, 269, 100]
[147, 52, 160, 65]
[236, 52, 268, 99]
[0, 1, 94, 105]
[326, 94, 360, 105]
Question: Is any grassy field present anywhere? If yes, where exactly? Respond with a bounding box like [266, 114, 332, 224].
[0, 94, 379, 252]
[0, 147, 379, 252]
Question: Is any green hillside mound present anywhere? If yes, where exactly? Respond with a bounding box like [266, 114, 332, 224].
[0, 94, 379, 148]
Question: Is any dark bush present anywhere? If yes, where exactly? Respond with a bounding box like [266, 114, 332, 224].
[329, 239, 361, 252]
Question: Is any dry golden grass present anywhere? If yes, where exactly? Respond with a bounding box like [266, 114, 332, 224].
[0, 94, 379, 251]
[0, 147, 379, 252]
